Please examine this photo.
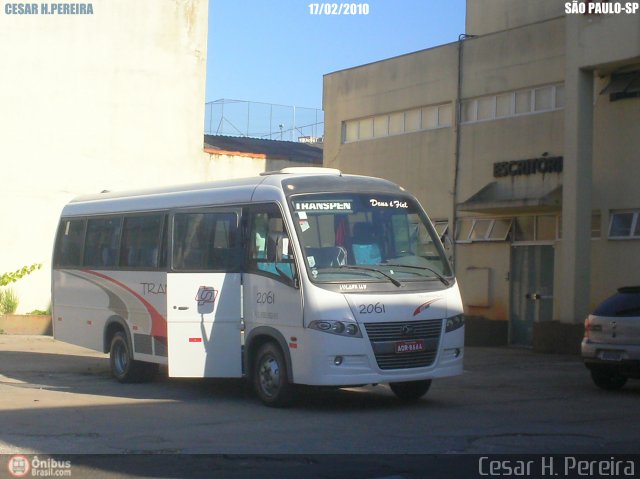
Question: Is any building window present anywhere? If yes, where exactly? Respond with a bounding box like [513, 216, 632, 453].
[514, 216, 535, 242]
[514, 90, 532, 114]
[455, 219, 474, 242]
[432, 220, 449, 238]
[389, 111, 404, 135]
[555, 84, 565, 108]
[342, 102, 452, 143]
[456, 215, 570, 243]
[422, 106, 438, 129]
[405, 109, 421, 132]
[359, 118, 373, 140]
[345, 121, 359, 142]
[496, 93, 512, 118]
[462, 83, 564, 125]
[489, 218, 512, 240]
[603, 70, 640, 102]
[374, 115, 388, 137]
[455, 218, 513, 242]
[609, 211, 640, 239]
[461, 100, 477, 123]
[533, 86, 553, 112]
[477, 97, 494, 121]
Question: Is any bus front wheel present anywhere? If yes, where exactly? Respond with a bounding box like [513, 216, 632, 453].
[253, 342, 294, 407]
[389, 380, 432, 402]
[109, 331, 158, 383]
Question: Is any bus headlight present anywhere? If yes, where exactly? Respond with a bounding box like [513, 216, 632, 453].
[445, 314, 465, 333]
[309, 320, 362, 338]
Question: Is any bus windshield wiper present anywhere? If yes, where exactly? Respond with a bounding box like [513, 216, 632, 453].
[337, 265, 402, 287]
[381, 263, 451, 286]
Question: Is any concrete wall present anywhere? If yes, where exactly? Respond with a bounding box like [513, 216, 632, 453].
[0, 0, 209, 312]
[461, 18, 565, 97]
[466, 0, 564, 36]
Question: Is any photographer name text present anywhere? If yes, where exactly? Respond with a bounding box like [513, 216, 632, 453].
[4, 2, 93, 14]
[479, 456, 635, 477]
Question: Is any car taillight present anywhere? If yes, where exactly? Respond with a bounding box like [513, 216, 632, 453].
[584, 316, 602, 340]
[584, 317, 591, 339]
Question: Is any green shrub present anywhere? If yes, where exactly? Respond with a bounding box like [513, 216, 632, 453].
[0, 288, 19, 314]
[28, 306, 51, 316]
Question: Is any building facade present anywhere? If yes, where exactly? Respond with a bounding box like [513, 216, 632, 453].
[323, 0, 640, 351]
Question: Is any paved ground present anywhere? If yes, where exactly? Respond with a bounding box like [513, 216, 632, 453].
[0, 335, 638, 477]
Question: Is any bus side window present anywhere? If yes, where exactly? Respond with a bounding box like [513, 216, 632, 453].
[83, 217, 122, 268]
[246, 204, 295, 283]
[172, 211, 240, 271]
[120, 215, 163, 269]
[54, 219, 85, 268]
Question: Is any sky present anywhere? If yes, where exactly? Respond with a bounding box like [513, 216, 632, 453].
[205, 0, 467, 109]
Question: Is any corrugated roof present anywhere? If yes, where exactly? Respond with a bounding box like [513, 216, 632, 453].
[204, 135, 322, 164]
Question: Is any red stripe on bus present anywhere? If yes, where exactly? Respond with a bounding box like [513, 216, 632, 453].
[83, 270, 168, 338]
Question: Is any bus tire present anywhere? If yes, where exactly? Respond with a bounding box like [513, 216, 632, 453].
[389, 379, 432, 402]
[253, 342, 294, 407]
[109, 331, 158, 383]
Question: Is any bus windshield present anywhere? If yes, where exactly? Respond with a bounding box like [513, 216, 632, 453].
[289, 193, 452, 285]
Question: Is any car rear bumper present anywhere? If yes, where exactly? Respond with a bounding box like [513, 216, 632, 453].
[582, 339, 640, 377]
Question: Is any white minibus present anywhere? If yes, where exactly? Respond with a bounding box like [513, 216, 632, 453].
[52, 168, 464, 406]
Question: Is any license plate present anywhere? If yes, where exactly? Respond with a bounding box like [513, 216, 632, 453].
[600, 351, 623, 361]
[395, 339, 426, 354]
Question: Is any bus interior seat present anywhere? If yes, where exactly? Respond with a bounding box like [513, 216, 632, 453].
[351, 223, 382, 265]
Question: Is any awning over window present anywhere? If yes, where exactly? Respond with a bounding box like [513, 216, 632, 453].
[457, 182, 562, 214]
[601, 70, 640, 101]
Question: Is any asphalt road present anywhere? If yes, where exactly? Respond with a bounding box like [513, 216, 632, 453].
[0, 336, 638, 477]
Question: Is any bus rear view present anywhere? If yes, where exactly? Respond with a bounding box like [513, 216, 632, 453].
[52, 168, 463, 407]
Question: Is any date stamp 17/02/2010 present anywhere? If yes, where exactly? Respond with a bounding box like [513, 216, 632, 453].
[308, 3, 370, 15]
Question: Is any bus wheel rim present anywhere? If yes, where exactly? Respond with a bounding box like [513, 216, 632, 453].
[258, 356, 280, 398]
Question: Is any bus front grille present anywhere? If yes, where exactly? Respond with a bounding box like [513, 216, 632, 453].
[364, 319, 443, 370]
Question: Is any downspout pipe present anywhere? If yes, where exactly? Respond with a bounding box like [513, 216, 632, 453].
[452, 33, 475, 273]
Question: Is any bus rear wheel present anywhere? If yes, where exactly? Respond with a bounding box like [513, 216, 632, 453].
[389, 380, 432, 402]
[253, 342, 294, 407]
[109, 331, 158, 383]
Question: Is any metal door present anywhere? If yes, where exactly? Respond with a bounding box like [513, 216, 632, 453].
[509, 245, 554, 346]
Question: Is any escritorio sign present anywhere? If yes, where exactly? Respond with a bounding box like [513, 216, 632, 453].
[493, 156, 563, 178]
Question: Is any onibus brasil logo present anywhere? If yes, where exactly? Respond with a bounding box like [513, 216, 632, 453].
[7, 455, 72, 477]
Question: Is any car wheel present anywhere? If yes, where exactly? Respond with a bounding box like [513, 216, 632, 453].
[389, 380, 432, 401]
[590, 368, 628, 391]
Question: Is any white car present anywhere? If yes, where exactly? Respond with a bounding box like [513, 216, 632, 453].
[582, 286, 640, 390]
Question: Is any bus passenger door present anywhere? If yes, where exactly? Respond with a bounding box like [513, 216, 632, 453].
[166, 209, 243, 378]
[243, 203, 303, 347]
